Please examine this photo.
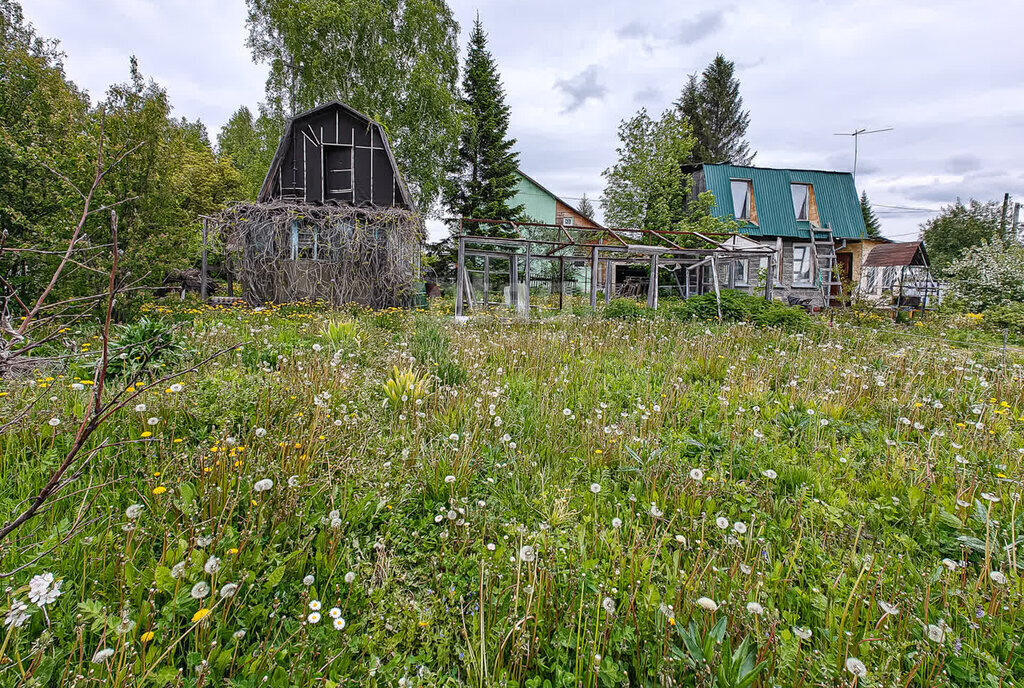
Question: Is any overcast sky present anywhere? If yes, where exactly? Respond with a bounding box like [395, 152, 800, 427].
[28, 0, 1024, 241]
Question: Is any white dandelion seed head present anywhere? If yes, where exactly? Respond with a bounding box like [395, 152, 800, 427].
[48, 417, 61, 427]
[519, 545, 537, 563]
[733, 521, 747, 535]
[134, 403, 146, 413]
[589, 483, 601, 494]
[255, 427, 267, 437]
[762, 469, 777, 480]
[602, 597, 616, 614]
[204, 556, 221, 574]
[303, 575, 315, 586]
[611, 517, 623, 529]
[715, 516, 729, 530]
[220, 583, 239, 599]
[695, 597, 718, 612]
[746, 601, 764, 615]
[689, 468, 704, 481]
[125, 503, 144, 519]
[845, 657, 867, 678]
[253, 478, 273, 493]
[444, 475, 456, 484]
[190, 582, 210, 599]
[793, 626, 812, 640]
[147, 417, 159, 426]
[91, 647, 115, 664]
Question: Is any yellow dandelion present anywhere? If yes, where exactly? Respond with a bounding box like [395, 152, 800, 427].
[140, 631, 154, 643]
[191, 608, 211, 623]
[140, 432, 152, 438]
[152, 486, 166, 495]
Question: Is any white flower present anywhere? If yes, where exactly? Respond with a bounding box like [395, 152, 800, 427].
[28, 573, 61, 606]
[197, 534, 213, 547]
[926, 623, 945, 643]
[562, 408, 572, 416]
[649, 504, 663, 518]
[134, 403, 147, 413]
[303, 575, 315, 586]
[519, 545, 537, 563]
[845, 656, 867, 678]
[448, 433, 459, 443]
[792, 626, 812, 641]
[309, 600, 321, 611]
[941, 558, 958, 571]
[762, 469, 777, 480]
[333, 616, 346, 630]
[4, 600, 29, 628]
[486, 542, 496, 551]
[91, 647, 115, 663]
[71, 383, 84, 390]
[695, 597, 718, 612]
[344, 571, 356, 584]
[307, 612, 321, 624]
[125, 503, 144, 519]
[980, 492, 1000, 503]
[689, 468, 704, 481]
[169, 383, 183, 393]
[204, 556, 221, 574]
[48, 417, 60, 427]
[253, 479, 273, 492]
[147, 417, 159, 426]
[444, 475, 456, 484]
[589, 483, 601, 494]
[255, 427, 267, 438]
[171, 561, 186, 579]
[611, 517, 622, 529]
[879, 601, 899, 616]
[220, 583, 239, 598]
[233, 629, 246, 640]
[602, 597, 616, 614]
[733, 521, 747, 535]
[746, 601, 764, 615]
[190, 582, 210, 599]
[715, 516, 729, 530]
[989, 570, 1007, 585]
[329, 607, 342, 619]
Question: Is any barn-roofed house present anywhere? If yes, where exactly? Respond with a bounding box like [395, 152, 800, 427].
[690, 163, 870, 307]
[217, 101, 421, 307]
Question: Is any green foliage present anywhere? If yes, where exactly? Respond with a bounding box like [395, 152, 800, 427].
[860, 190, 882, 238]
[600, 108, 694, 231]
[216, 105, 284, 200]
[323, 319, 360, 349]
[676, 54, 754, 165]
[985, 302, 1024, 334]
[945, 238, 1024, 311]
[410, 320, 466, 386]
[575, 193, 596, 220]
[922, 198, 1001, 273]
[665, 289, 811, 331]
[603, 298, 647, 320]
[245, 0, 461, 210]
[102, 317, 183, 379]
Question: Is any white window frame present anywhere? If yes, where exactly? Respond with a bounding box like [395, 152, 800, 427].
[730, 179, 753, 221]
[792, 243, 814, 285]
[791, 183, 810, 221]
[562, 216, 574, 226]
[734, 259, 749, 286]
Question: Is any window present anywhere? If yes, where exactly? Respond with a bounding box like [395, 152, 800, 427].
[730, 179, 754, 221]
[562, 216, 574, 226]
[791, 184, 810, 220]
[735, 259, 749, 285]
[792, 244, 813, 284]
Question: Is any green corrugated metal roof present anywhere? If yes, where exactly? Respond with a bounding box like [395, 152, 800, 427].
[701, 164, 867, 240]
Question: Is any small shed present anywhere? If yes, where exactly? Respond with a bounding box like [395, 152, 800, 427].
[217, 101, 421, 308]
[859, 241, 940, 308]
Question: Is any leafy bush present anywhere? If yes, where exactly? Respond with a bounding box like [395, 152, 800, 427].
[946, 239, 1024, 310]
[665, 289, 810, 331]
[102, 317, 183, 378]
[752, 301, 811, 331]
[985, 302, 1024, 334]
[603, 298, 647, 320]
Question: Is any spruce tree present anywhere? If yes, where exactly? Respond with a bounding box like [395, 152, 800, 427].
[445, 16, 523, 224]
[860, 190, 882, 238]
[677, 54, 754, 165]
[576, 193, 596, 220]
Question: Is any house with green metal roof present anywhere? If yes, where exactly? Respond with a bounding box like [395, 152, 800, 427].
[511, 169, 602, 229]
[691, 163, 868, 307]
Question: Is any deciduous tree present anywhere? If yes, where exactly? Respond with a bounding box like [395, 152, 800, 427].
[921, 198, 1000, 273]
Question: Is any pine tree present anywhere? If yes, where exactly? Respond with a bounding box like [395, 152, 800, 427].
[677, 54, 754, 165]
[576, 193, 596, 220]
[860, 190, 882, 238]
[433, 16, 522, 281]
[445, 16, 523, 223]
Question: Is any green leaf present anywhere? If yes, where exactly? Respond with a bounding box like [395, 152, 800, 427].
[266, 563, 286, 589]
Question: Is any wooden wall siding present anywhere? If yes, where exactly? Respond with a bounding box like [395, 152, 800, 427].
[554, 200, 599, 228]
[265, 104, 408, 209]
[807, 185, 820, 225]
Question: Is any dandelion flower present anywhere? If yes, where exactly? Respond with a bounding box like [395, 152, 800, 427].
[602, 597, 616, 614]
[715, 516, 729, 530]
[589, 483, 601, 494]
[519, 545, 537, 563]
[152, 486, 167, 495]
[344, 571, 356, 584]
[140, 631, 154, 643]
[989, 570, 1007, 585]
[926, 623, 945, 643]
[303, 575, 315, 586]
[611, 517, 622, 529]
[689, 468, 704, 481]
[191, 608, 211, 623]
[220, 583, 239, 598]
[845, 656, 867, 678]
[307, 612, 321, 624]
[696, 597, 718, 612]
[793, 626, 812, 641]
[91, 647, 114, 663]
[125, 504, 144, 519]
[204, 556, 221, 574]
[190, 582, 210, 599]
[253, 478, 273, 492]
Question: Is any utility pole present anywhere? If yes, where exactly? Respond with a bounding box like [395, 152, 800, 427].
[833, 127, 894, 178]
[1012, 202, 1021, 241]
[999, 192, 1010, 240]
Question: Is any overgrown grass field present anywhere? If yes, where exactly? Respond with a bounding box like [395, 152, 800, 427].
[1, 300, 1022, 687]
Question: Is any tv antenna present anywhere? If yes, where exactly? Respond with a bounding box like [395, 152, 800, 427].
[833, 127, 893, 178]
